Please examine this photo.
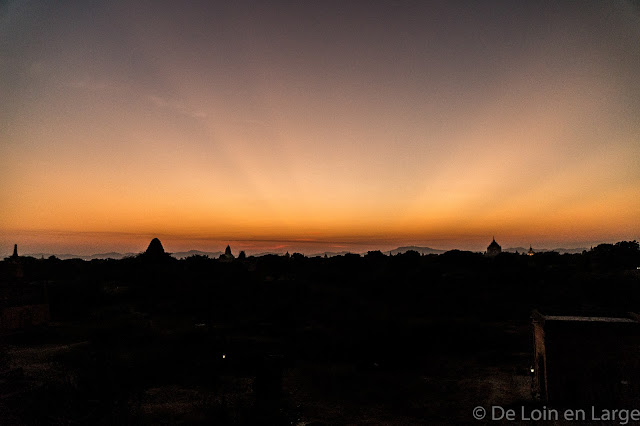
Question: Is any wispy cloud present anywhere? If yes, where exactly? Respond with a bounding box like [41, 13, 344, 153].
[66, 77, 108, 91]
[148, 95, 207, 119]
[65, 80, 207, 123]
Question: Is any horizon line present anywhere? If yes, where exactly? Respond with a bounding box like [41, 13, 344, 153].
[5, 241, 624, 260]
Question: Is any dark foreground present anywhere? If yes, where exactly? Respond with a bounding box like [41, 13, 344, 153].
[1, 242, 638, 424]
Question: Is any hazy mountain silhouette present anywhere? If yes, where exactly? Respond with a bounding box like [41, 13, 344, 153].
[23, 252, 137, 260]
[309, 250, 358, 258]
[389, 246, 446, 255]
[504, 247, 588, 254]
[253, 251, 288, 257]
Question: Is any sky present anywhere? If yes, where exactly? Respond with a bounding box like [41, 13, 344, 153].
[1, 0, 639, 256]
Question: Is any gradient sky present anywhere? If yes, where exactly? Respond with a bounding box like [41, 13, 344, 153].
[1, 0, 639, 255]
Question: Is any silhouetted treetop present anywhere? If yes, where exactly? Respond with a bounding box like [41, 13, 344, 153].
[589, 240, 640, 268]
[365, 250, 385, 259]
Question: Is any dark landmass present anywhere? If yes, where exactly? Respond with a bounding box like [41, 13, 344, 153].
[17, 245, 589, 261]
[172, 250, 224, 260]
[1, 240, 638, 424]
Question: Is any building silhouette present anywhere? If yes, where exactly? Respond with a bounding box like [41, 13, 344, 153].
[486, 237, 502, 256]
[4, 244, 20, 263]
[532, 310, 640, 404]
[4, 244, 24, 278]
[220, 245, 235, 261]
[139, 238, 172, 262]
[145, 238, 166, 257]
[1, 244, 50, 333]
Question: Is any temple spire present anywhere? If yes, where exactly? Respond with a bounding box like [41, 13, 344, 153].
[11, 244, 18, 258]
[144, 238, 166, 257]
[486, 237, 501, 256]
[220, 244, 235, 260]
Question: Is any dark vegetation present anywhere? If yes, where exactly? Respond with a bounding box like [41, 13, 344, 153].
[1, 241, 638, 424]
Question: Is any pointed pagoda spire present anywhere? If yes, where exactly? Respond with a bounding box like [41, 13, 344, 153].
[12, 244, 18, 258]
[486, 237, 501, 256]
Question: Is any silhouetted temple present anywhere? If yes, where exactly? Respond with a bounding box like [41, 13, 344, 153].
[486, 237, 501, 256]
[4, 244, 23, 278]
[139, 238, 173, 262]
[145, 238, 165, 256]
[4, 244, 20, 263]
[220, 245, 235, 261]
[1, 244, 50, 333]
[527, 245, 535, 256]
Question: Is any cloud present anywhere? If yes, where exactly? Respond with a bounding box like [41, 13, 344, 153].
[66, 76, 108, 91]
[148, 95, 207, 119]
[64, 81, 207, 121]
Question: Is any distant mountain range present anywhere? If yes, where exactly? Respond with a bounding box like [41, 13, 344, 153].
[13, 245, 589, 260]
[21, 250, 223, 260]
[389, 246, 447, 255]
[308, 250, 354, 257]
[504, 247, 588, 254]
[25, 252, 137, 260]
[308, 246, 447, 257]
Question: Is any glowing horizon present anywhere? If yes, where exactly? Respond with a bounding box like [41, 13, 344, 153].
[1, 1, 639, 256]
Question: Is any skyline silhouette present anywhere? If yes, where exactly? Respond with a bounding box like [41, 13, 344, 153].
[0, 236, 606, 260]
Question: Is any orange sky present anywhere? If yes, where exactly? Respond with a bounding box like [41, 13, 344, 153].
[1, 1, 639, 255]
